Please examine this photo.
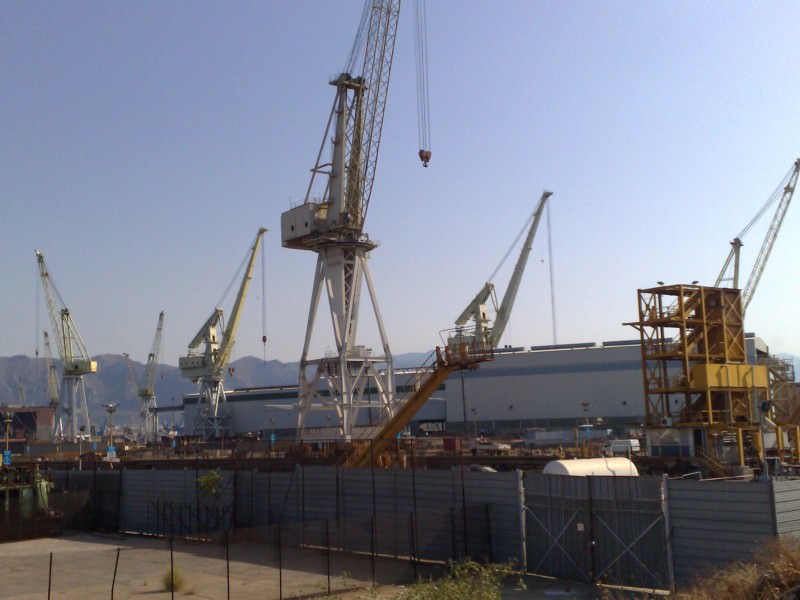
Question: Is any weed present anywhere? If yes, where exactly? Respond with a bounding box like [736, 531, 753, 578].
[161, 567, 187, 592]
[395, 560, 518, 600]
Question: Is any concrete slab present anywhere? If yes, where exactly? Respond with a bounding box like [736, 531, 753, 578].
[0, 533, 613, 600]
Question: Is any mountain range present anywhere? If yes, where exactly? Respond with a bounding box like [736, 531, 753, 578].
[0, 351, 431, 430]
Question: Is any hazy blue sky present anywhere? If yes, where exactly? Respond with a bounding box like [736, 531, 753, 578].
[2, 1, 800, 369]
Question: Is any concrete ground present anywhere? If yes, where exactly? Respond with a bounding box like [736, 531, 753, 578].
[0, 533, 610, 599]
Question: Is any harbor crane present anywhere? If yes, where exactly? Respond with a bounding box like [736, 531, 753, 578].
[126, 312, 164, 444]
[35, 249, 96, 442]
[281, 0, 402, 441]
[715, 158, 799, 312]
[179, 228, 266, 439]
[456, 190, 553, 347]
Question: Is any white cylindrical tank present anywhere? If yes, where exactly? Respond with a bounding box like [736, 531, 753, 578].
[543, 457, 639, 477]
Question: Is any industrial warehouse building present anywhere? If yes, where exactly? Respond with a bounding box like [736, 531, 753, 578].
[181, 335, 772, 439]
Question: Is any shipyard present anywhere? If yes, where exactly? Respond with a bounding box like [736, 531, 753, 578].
[3, 2, 800, 599]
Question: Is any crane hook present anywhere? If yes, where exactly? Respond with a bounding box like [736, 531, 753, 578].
[418, 149, 431, 167]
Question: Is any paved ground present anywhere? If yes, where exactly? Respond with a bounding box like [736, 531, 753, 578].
[0, 533, 610, 599]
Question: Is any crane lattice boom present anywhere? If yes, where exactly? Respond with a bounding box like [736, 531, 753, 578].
[714, 158, 800, 312]
[456, 191, 553, 347]
[35, 250, 96, 375]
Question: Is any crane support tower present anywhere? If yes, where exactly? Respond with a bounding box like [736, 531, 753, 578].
[35, 250, 97, 442]
[715, 158, 800, 312]
[282, 0, 401, 441]
[456, 190, 553, 347]
[179, 228, 266, 439]
[130, 312, 164, 444]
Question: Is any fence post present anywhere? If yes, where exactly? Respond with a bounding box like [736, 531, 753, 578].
[169, 537, 175, 600]
[226, 536, 230, 600]
[278, 524, 283, 600]
[371, 514, 376, 585]
[326, 520, 331, 595]
[409, 511, 418, 581]
[47, 551, 52, 600]
[459, 465, 469, 557]
[111, 547, 120, 600]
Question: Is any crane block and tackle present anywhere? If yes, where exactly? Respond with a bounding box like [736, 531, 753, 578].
[455, 190, 553, 349]
[179, 228, 267, 439]
[715, 158, 800, 313]
[35, 249, 96, 442]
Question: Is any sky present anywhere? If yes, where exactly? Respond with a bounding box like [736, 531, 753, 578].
[2, 1, 800, 368]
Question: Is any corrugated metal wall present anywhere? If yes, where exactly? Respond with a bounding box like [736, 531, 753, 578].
[51, 466, 800, 592]
[72, 465, 521, 565]
[773, 479, 800, 535]
[524, 473, 670, 590]
[667, 479, 774, 585]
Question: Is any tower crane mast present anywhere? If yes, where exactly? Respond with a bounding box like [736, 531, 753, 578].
[456, 191, 553, 347]
[715, 158, 800, 312]
[179, 228, 266, 439]
[282, 0, 401, 440]
[35, 250, 96, 441]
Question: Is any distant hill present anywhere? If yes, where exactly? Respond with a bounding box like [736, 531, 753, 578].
[0, 351, 433, 430]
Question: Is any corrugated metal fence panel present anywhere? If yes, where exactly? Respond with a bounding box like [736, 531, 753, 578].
[588, 476, 670, 590]
[118, 469, 236, 537]
[463, 470, 522, 564]
[524, 474, 593, 582]
[773, 479, 800, 535]
[667, 479, 773, 585]
[523, 474, 670, 590]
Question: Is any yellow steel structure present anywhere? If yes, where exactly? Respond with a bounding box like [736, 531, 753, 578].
[628, 285, 770, 468]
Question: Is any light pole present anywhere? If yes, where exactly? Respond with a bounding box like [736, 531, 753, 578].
[103, 403, 118, 461]
[3, 413, 12, 452]
[78, 425, 86, 471]
[2, 413, 13, 470]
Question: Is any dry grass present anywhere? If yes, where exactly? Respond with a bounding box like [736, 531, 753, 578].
[677, 537, 800, 600]
[161, 566, 187, 592]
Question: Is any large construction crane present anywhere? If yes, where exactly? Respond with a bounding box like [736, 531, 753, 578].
[715, 158, 800, 312]
[35, 250, 96, 442]
[179, 228, 266, 439]
[456, 191, 553, 347]
[127, 312, 164, 444]
[282, 0, 401, 441]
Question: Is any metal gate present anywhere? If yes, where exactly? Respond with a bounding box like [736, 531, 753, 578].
[524, 474, 673, 591]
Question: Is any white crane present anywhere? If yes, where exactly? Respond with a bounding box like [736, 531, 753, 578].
[126, 312, 164, 444]
[715, 158, 799, 312]
[179, 228, 266, 439]
[282, 0, 402, 441]
[456, 191, 553, 347]
[35, 250, 96, 442]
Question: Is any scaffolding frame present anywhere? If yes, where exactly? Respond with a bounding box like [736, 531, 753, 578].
[628, 285, 769, 467]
